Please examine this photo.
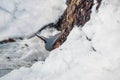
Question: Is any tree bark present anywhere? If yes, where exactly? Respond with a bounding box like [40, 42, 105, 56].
[53, 0, 102, 49]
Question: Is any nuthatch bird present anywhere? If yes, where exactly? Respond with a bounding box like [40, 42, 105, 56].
[35, 33, 60, 51]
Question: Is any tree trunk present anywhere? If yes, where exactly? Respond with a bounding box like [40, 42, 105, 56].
[53, 0, 102, 49]
[52, 0, 93, 49]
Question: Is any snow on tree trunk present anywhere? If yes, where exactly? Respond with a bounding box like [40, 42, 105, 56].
[53, 0, 102, 49]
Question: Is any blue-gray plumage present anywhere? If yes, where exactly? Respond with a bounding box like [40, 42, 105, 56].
[36, 33, 60, 51]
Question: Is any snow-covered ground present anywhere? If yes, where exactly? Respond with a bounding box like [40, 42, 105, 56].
[0, 0, 66, 77]
[0, 0, 120, 80]
[0, 0, 66, 41]
[0, 27, 60, 77]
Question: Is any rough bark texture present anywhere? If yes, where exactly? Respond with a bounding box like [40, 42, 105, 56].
[53, 0, 102, 50]
[53, 0, 95, 49]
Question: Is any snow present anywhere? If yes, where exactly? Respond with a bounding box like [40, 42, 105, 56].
[0, 0, 66, 41]
[0, 0, 120, 80]
[0, 0, 66, 77]
[0, 37, 49, 69]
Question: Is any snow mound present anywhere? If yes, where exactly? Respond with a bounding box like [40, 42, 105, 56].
[0, 0, 120, 80]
